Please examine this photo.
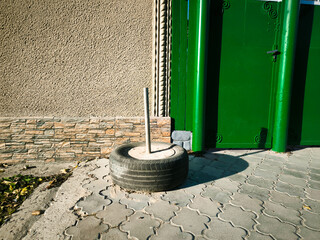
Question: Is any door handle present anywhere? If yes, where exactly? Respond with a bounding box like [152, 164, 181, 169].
[267, 49, 280, 61]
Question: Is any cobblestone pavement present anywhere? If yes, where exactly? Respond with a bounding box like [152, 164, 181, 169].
[25, 148, 320, 239]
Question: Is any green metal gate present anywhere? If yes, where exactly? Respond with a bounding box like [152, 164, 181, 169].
[171, 0, 320, 150]
[288, 3, 320, 146]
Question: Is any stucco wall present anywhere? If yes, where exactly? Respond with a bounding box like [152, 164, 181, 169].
[0, 0, 153, 117]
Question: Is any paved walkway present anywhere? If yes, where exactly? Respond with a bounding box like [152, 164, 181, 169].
[3, 148, 320, 239]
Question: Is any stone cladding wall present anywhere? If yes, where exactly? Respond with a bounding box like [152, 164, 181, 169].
[0, 117, 170, 163]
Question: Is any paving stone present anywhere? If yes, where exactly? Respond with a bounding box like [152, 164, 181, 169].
[256, 214, 298, 240]
[189, 195, 220, 217]
[75, 194, 111, 215]
[239, 183, 270, 201]
[256, 163, 283, 174]
[228, 173, 247, 184]
[188, 170, 216, 184]
[301, 210, 320, 230]
[96, 202, 134, 227]
[306, 188, 320, 201]
[100, 228, 128, 240]
[94, 158, 109, 169]
[225, 149, 250, 157]
[150, 223, 193, 240]
[65, 216, 109, 240]
[304, 198, 320, 213]
[145, 199, 178, 221]
[248, 231, 273, 240]
[262, 158, 284, 167]
[195, 237, 207, 240]
[310, 173, 320, 182]
[102, 173, 112, 183]
[161, 190, 194, 207]
[239, 166, 257, 177]
[212, 178, 240, 193]
[265, 154, 287, 162]
[219, 204, 257, 230]
[231, 192, 263, 214]
[200, 166, 224, 179]
[269, 190, 302, 209]
[310, 161, 320, 170]
[308, 179, 320, 190]
[189, 159, 205, 171]
[228, 160, 251, 173]
[120, 211, 160, 240]
[299, 227, 320, 240]
[100, 185, 126, 202]
[310, 167, 320, 175]
[208, 160, 232, 171]
[180, 180, 206, 196]
[263, 201, 301, 225]
[192, 157, 214, 168]
[204, 218, 247, 240]
[283, 169, 308, 179]
[278, 174, 308, 188]
[241, 155, 264, 163]
[254, 168, 278, 181]
[120, 193, 150, 210]
[90, 165, 110, 179]
[82, 179, 110, 194]
[172, 207, 209, 236]
[247, 175, 274, 190]
[203, 152, 220, 161]
[201, 185, 232, 204]
[275, 181, 305, 198]
[284, 162, 308, 172]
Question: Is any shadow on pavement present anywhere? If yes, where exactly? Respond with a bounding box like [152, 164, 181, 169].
[177, 152, 250, 190]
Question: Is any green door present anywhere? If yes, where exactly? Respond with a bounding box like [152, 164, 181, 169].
[205, 0, 281, 148]
[171, 0, 320, 149]
[288, 4, 320, 146]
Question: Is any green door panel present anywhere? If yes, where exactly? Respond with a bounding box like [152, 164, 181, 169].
[171, 1, 320, 149]
[289, 5, 320, 145]
[171, 0, 188, 130]
[205, 0, 281, 148]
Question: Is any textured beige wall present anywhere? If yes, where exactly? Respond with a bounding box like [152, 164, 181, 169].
[0, 0, 153, 117]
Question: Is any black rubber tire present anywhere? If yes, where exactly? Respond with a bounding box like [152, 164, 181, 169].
[109, 142, 189, 192]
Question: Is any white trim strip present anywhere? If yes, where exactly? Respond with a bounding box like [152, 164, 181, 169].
[258, 0, 320, 5]
[301, 0, 320, 5]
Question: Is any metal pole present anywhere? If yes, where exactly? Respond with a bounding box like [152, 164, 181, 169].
[144, 88, 151, 154]
[192, 0, 210, 152]
[272, 0, 300, 152]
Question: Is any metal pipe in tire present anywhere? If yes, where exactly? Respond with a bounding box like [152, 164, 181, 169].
[144, 88, 151, 154]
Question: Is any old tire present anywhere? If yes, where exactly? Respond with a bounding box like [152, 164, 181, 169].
[109, 142, 189, 192]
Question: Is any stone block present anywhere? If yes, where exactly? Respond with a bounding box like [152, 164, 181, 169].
[172, 130, 191, 141]
[25, 130, 44, 135]
[183, 141, 191, 150]
[173, 140, 183, 147]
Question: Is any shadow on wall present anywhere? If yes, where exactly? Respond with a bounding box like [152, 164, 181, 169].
[176, 151, 252, 190]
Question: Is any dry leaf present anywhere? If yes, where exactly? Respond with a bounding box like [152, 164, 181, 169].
[303, 205, 312, 210]
[20, 187, 28, 196]
[31, 210, 41, 216]
[60, 169, 70, 174]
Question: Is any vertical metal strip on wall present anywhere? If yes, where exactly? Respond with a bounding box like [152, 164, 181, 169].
[154, 0, 171, 117]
